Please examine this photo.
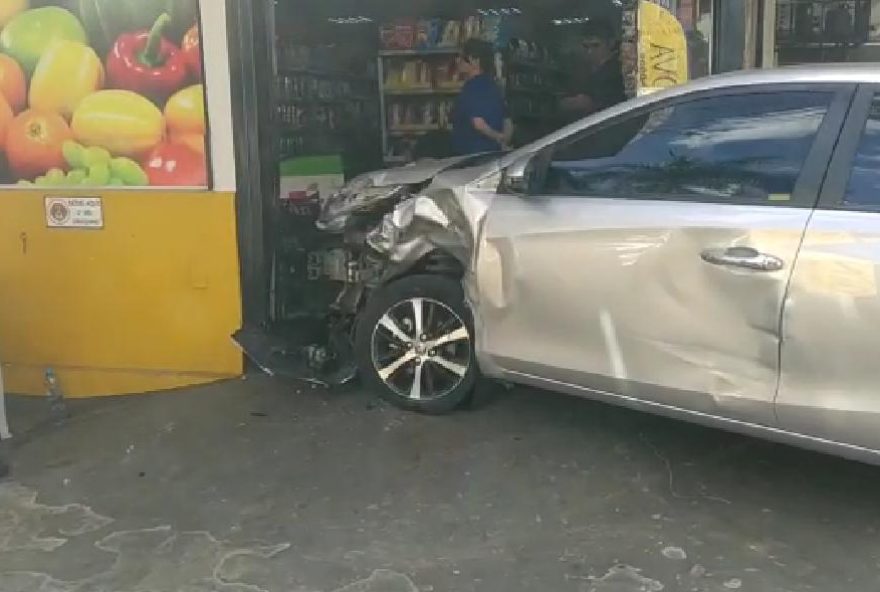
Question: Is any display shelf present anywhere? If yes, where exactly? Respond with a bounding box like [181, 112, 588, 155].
[379, 48, 460, 57]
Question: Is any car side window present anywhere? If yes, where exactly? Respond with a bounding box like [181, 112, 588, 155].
[843, 95, 880, 207]
[543, 91, 833, 204]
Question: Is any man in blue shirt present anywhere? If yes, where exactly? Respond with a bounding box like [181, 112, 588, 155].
[452, 39, 513, 155]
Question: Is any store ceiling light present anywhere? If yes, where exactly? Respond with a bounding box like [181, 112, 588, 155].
[477, 8, 522, 16]
[327, 16, 373, 24]
[552, 17, 591, 25]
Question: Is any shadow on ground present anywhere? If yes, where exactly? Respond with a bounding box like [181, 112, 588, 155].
[2, 375, 879, 591]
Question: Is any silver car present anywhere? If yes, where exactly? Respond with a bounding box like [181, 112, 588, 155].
[243, 64, 880, 465]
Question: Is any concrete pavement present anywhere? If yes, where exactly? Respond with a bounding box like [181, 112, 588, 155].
[1, 375, 878, 591]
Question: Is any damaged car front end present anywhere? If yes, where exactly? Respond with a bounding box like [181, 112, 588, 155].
[233, 152, 502, 397]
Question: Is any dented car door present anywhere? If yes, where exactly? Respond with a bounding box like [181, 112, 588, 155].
[475, 85, 853, 426]
[778, 86, 880, 450]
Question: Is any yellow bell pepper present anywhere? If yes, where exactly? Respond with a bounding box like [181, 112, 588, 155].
[30, 40, 104, 118]
[72, 90, 164, 157]
[165, 84, 205, 136]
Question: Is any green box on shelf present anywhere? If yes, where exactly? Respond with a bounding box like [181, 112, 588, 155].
[279, 155, 345, 203]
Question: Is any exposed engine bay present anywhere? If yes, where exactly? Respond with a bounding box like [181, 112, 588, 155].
[234, 153, 501, 385]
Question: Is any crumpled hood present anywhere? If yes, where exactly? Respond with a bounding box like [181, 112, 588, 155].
[317, 154, 500, 232]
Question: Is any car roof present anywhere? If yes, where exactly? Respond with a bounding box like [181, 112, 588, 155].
[680, 63, 880, 91]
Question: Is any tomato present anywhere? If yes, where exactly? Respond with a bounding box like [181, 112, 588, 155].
[142, 142, 206, 187]
[0, 95, 12, 152]
[0, 54, 26, 112]
[7, 109, 73, 179]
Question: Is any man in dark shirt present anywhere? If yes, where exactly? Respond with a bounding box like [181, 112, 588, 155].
[560, 21, 626, 122]
[452, 39, 513, 155]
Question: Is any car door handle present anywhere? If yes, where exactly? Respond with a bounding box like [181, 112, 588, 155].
[700, 247, 785, 272]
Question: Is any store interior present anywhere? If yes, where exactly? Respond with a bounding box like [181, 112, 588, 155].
[271, 0, 627, 177]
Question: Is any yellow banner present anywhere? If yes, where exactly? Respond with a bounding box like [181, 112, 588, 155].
[638, 1, 689, 94]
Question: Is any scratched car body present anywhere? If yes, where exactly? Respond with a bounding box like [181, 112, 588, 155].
[241, 64, 880, 465]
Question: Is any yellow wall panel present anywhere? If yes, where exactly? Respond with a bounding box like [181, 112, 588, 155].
[0, 190, 243, 397]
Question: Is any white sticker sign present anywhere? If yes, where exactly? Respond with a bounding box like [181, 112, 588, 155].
[45, 197, 104, 229]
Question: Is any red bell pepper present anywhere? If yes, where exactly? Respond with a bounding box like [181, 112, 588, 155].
[142, 142, 207, 186]
[106, 13, 188, 103]
[181, 25, 201, 81]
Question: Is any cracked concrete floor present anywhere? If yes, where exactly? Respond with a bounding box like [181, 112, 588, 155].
[2, 375, 880, 592]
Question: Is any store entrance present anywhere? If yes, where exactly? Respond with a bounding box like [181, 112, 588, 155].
[236, 0, 638, 382]
[272, 0, 627, 169]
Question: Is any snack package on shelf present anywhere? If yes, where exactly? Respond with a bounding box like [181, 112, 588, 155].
[439, 20, 462, 47]
[416, 61, 431, 87]
[416, 20, 443, 49]
[428, 20, 444, 48]
[380, 19, 417, 49]
[434, 59, 463, 89]
[388, 103, 416, 130]
[400, 61, 415, 88]
[434, 61, 450, 87]
[395, 60, 431, 89]
[463, 16, 481, 40]
[384, 62, 404, 89]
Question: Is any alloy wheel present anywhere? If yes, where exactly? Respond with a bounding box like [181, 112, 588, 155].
[370, 297, 472, 401]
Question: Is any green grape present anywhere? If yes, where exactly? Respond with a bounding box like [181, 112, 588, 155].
[46, 168, 65, 186]
[62, 141, 85, 169]
[66, 169, 87, 184]
[83, 146, 112, 168]
[88, 163, 111, 186]
[110, 157, 148, 186]
[16, 179, 33, 186]
[107, 176, 125, 186]
[34, 175, 49, 186]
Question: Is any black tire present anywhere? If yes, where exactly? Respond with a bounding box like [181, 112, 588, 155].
[355, 274, 478, 414]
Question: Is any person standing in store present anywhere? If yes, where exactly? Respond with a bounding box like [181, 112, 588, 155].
[452, 39, 513, 155]
[560, 20, 626, 122]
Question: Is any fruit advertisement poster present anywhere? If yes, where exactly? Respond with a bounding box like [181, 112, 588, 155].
[0, 0, 208, 188]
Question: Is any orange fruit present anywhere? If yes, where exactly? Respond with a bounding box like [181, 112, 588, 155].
[0, 54, 26, 112]
[0, 94, 13, 151]
[7, 109, 72, 179]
